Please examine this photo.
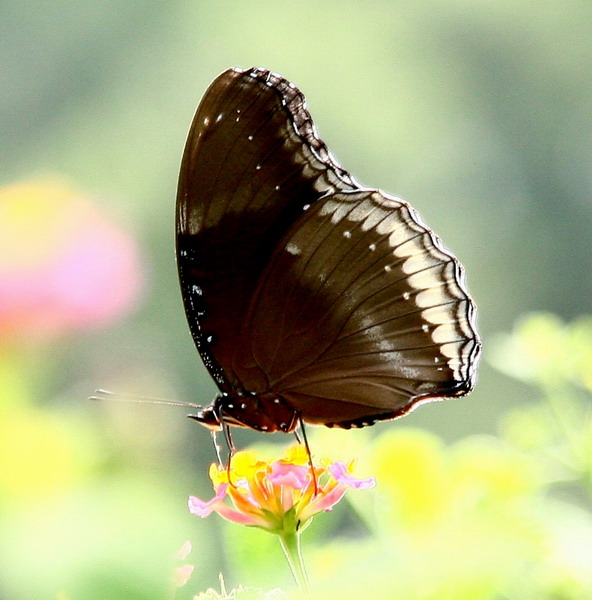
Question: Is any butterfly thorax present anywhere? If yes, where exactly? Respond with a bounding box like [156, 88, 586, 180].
[188, 390, 299, 433]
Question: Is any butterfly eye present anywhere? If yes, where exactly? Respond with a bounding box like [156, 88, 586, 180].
[176, 67, 481, 434]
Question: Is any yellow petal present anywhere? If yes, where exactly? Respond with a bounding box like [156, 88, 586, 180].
[230, 451, 262, 478]
[283, 445, 309, 465]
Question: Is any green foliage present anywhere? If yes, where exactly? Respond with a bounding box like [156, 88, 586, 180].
[492, 313, 592, 493]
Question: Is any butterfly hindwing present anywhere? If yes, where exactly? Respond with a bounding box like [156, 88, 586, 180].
[237, 189, 479, 427]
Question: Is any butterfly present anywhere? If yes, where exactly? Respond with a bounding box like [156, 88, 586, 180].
[176, 67, 481, 437]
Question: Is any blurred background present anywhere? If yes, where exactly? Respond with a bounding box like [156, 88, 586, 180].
[1, 1, 591, 599]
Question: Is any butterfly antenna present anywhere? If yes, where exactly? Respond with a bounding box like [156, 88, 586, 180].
[89, 388, 202, 410]
[297, 415, 318, 495]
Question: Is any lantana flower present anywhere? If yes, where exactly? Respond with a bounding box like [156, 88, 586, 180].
[188, 445, 375, 592]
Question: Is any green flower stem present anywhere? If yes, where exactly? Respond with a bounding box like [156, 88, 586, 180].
[278, 529, 310, 596]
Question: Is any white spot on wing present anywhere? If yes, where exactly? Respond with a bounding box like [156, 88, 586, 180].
[407, 271, 445, 292]
[360, 212, 382, 232]
[348, 200, 375, 224]
[394, 235, 425, 259]
[422, 305, 455, 325]
[432, 325, 456, 344]
[378, 339, 395, 351]
[389, 225, 412, 248]
[416, 284, 449, 308]
[319, 198, 353, 223]
[440, 341, 462, 359]
[286, 243, 301, 255]
[302, 163, 316, 177]
[376, 213, 403, 236]
[402, 253, 431, 275]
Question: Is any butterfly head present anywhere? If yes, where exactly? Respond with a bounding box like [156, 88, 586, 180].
[188, 392, 300, 434]
[187, 405, 223, 431]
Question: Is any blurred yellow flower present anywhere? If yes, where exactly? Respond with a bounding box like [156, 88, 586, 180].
[371, 428, 450, 527]
[0, 408, 95, 503]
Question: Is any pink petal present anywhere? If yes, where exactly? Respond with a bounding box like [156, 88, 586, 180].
[188, 484, 229, 517]
[215, 504, 267, 527]
[299, 486, 348, 521]
[188, 485, 267, 527]
[175, 540, 192, 560]
[268, 463, 309, 489]
[173, 564, 194, 588]
[329, 462, 376, 489]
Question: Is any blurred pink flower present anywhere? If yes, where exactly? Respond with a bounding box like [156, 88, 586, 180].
[0, 179, 143, 344]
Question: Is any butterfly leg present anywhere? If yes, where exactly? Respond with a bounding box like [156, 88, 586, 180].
[211, 429, 224, 466]
[217, 409, 239, 488]
[296, 414, 318, 496]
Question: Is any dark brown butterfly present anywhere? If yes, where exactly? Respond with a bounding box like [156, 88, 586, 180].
[176, 67, 481, 436]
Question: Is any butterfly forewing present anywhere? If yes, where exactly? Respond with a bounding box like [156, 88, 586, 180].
[177, 67, 480, 430]
[176, 68, 355, 391]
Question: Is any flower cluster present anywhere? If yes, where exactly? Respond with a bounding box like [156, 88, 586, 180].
[188, 445, 375, 534]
